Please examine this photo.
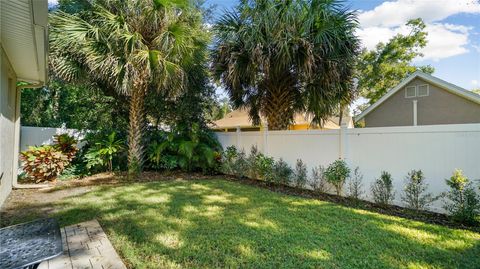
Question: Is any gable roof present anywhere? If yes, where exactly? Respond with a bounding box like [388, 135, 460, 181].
[355, 71, 480, 122]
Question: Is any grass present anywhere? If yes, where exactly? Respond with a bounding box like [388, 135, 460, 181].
[9, 179, 480, 268]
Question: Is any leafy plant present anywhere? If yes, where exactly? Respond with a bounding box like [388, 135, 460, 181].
[443, 169, 479, 224]
[232, 150, 249, 178]
[85, 132, 124, 172]
[324, 160, 350, 195]
[53, 134, 78, 161]
[20, 145, 70, 183]
[347, 167, 364, 200]
[293, 159, 308, 188]
[310, 165, 329, 193]
[221, 146, 238, 175]
[247, 146, 260, 178]
[371, 171, 395, 206]
[273, 159, 293, 185]
[402, 170, 438, 211]
[255, 154, 275, 183]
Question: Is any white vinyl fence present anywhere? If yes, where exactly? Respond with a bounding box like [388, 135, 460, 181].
[216, 123, 480, 212]
[20, 126, 87, 152]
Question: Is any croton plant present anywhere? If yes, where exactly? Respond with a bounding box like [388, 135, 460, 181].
[20, 134, 78, 183]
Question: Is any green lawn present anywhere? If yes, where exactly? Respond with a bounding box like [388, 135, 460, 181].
[39, 180, 480, 268]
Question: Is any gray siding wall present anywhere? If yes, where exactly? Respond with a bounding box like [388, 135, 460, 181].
[365, 78, 480, 127]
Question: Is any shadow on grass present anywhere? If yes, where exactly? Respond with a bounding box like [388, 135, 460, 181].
[4, 179, 480, 268]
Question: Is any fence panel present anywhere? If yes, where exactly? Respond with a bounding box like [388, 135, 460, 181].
[216, 124, 480, 212]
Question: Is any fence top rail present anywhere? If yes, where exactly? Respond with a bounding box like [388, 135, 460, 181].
[347, 123, 480, 135]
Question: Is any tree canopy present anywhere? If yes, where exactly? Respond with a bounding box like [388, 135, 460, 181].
[356, 18, 434, 105]
[49, 0, 209, 174]
[211, 0, 359, 130]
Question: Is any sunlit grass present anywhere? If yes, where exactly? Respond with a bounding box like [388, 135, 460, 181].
[24, 180, 480, 268]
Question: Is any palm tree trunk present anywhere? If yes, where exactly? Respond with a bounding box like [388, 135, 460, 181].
[263, 74, 296, 130]
[127, 85, 147, 177]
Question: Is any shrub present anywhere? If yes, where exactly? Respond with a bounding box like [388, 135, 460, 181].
[402, 170, 438, 210]
[232, 150, 249, 178]
[443, 169, 479, 224]
[310, 165, 329, 193]
[255, 154, 275, 182]
[273, 159, 292, 185]
[85, 131, 124, 172]
[53, 134, 78, 161]
[347, 167, 364, 200]
[20, 145, 70, 183]
[293, 159, 307, 188]
[371, 171, 395, 206]
[247, 146, 260, 178]
[324, 159, 350, 195]
[221, 146, 238, 175]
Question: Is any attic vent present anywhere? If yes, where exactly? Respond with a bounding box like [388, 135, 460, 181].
[405, 86, 416, 98]
[418, 84, 429, 97]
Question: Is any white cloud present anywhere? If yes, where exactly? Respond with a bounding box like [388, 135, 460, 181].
[472, 80, 479, 86]
[359, 0, 480, 28]
[357, 0, 479, 61]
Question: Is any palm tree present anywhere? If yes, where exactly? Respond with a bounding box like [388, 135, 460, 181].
[49, 0, 208, 175]
[211, 0, 359, 130]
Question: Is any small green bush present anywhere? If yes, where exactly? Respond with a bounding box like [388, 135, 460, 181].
[371, 171, 395, 206]
[347, 167, 364, 200]
[221, 146, 238, 175]
[443, 169, 479, 225]
[324, 159, 350, 195]
[254, 154, 275, 182]
[402, 170, 438, 211]
[273, 159, 292, 185]
[293, 159, 307, 188]
[247, 146, 260, 178]
[310, 165, 329, 193]
[232, 150, 249, 178]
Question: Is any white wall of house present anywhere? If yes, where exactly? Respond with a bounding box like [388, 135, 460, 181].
[216, 123, 480, 212]
[0, 48, 18, 206]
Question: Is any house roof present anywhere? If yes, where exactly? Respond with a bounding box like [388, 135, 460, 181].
[211, 108, 346, 130]
[355, 71, 480, 122]
[1, 0, 48, 84]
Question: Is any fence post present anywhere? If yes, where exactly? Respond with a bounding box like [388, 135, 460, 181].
[236, 126, 241, 150]
[262, 122, 269, 155]
[339, 121, 348, 161]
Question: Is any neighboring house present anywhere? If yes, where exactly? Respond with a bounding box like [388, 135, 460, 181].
[0, 0, 48, 206]
[211, 108, 353, 132]
[355, 71, 480, 127]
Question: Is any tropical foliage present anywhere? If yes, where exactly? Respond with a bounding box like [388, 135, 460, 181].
[146, 124, 222, 173]
[84, 132, 125, 172]
[49, 0, 209, 175]
[211, 0, 359, 130]
[20, 134, 78, 182]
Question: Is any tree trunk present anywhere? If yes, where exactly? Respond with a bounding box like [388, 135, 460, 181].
[263, 74, 296, 130]
[127, 84, 147, 177]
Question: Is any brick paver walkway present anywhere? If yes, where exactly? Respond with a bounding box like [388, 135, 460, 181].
[38, 219, 127, 269]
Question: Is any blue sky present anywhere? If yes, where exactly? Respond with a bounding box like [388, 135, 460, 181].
[205, 0, 480, 91]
